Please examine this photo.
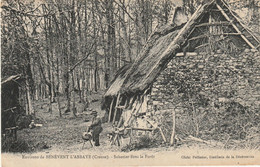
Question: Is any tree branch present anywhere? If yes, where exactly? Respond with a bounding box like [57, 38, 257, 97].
[69, 41, 96, 73]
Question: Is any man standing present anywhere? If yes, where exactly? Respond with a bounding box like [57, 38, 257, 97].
[89, 111, 103, 146]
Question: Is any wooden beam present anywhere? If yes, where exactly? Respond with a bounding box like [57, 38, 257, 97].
[189, 34, 207, 41]
[219, 0, 260, 45]
[222, 33, 242, 35]
[190, 33, 242, 43]
[195, 21, 231, 28]
[126, 127, 155, 131]
[108, 97, 115, 122]
[112, 93, 121, 124]
[195, 36, 228, 49]
[216, 3, 255, 49]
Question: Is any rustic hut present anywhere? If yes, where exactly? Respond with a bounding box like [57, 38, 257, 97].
[1, 74, 23, 139]
[103, 0, 260, 143]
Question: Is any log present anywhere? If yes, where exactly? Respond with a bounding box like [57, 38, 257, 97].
[3, 107, 17, 112]
[112, 93, 121, 124]
[170, 109, 176, 146]
[216, 3, 255, 49]
[5, 126, 18, 130]
[126, 127, 155, 131]
[108, 98, 115, 122]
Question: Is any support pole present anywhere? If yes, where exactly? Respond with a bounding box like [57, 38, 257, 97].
[108, 97, 115, 122]
[112, 93, 121, 124]
[170, 108, 176, 146]
[159, 128, 167, 143]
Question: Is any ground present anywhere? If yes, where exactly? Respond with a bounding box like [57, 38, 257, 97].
[2, 90, 260, 156]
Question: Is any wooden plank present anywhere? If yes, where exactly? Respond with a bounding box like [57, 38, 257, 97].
[108, 97, 115, 122]
[216, 3, 255, 49]
[112, 93, 121, 124]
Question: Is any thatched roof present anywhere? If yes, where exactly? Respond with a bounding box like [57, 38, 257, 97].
[105, 64, 131, 96]
[105, 0, 260, 97]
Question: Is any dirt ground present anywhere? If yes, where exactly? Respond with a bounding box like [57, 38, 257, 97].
[3, 91, 260, 155]
[2, 91, 260, 167]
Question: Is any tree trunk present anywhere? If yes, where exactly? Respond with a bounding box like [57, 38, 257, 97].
[25, 77, 34, 115]
[72, 71, 77, 117]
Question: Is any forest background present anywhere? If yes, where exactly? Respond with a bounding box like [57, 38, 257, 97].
[1, 0, 259, 116]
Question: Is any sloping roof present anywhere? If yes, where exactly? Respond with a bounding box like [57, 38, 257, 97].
[105, 0, 260, 97]
[105, 64, 131, 96]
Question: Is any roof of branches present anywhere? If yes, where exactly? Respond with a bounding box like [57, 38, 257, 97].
[104, 0, 260, 97]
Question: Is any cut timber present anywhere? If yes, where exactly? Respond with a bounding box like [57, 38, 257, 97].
[112, 93, 121, 124]
[176, 52, 198, 57]
[108, 98, 115, 122]
[216, 3, 255, 49]
[170, 109, 176, 146]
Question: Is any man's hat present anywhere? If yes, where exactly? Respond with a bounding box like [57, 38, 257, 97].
[90, 111, 97, 115]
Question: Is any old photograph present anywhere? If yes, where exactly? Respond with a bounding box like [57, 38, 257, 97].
[1, 0, 260, 166]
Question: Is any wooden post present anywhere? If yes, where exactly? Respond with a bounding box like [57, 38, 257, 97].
[112, 93, 121, 124]
[159, 128, 167, 143]
[108, 97, 115, 122]
[170, 108, 176, 146]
